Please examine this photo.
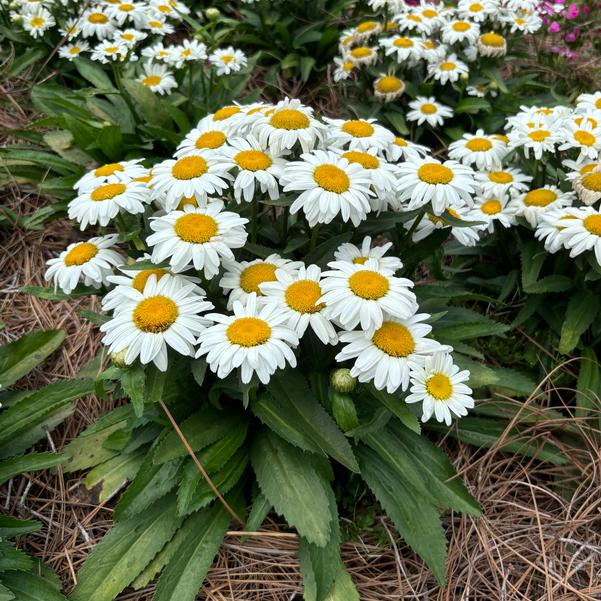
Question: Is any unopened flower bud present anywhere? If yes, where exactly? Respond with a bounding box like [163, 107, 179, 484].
[460, 72, 469, 81]
[330, 368, 357, 393]
[110, 348, 129, 368]
[205, 7, 220, 20]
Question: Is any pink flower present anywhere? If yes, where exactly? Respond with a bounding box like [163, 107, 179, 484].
[565, 3, 580, 18]
[548, 21, 561, 32]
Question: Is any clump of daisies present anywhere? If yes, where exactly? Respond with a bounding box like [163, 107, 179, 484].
[44, 98, 480, 426]
[331, 0, 543, 129]
[8, 0, 248, 95]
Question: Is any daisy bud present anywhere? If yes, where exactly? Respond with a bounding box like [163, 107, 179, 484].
[11, 14, 22, 23]
[330, 368, 357, 393]
[206, 7, 220, 20]
[110, 348, 129, 368]
[460, 72, 469, 81]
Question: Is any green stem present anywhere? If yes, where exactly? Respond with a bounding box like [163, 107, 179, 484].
[309, 224, 320, 251]
[187, 63, 193, 112]
[251, 197, 259, 243]
[405, 208, 426, 243]
[280, 206, 289, 247]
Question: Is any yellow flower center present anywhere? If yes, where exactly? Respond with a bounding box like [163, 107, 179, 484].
[423, 40, 437, 49]
[350, 46, 373, 59]
[348, 270, 389, 300]
[579, 163, 598, 175]
[104, 46, 119, 54]
[395, 137, 408, 147]
[69, 47, 81, 54]
[119, 3, 134, 10]
[176, 196, 198, 209]
[342, 151, 379, 170]
[30, 17, 45, 27]
[469, 2, 484, 11]
[90, 183, 126, 201]
[213, 106, 241, 121]
[453, 21, 471, 31]
[372, 322, 415, 357]
[313, 164, 351, 193]
[426, 373, 453, 400]
[466, 137, 493, 152]
[494, 134, 509, 143]
[480, 199, 502, 214]
[596, 99, 601, 110]
[480, 32, 505, 47]
[226, 317, 271, 347]
[420, 103, 438, 114]
[240, 263, 277, 294]
[488, 170, 513, 184]
[285, 280, 325, 313]
[269, 109, 310, 130]
[172, 156, 208, 180]
[235, 150, 273, 171]
[357, 20, 378, 32]
[221, 55, 234, 64]
[574, 116, 598, 128]
[439, 61, 457, 71]
[136, 174, 153, 183]
[132, 268, 169, 292]
[95, 163, 124, 177]
[174, 213, 218, 243]
[64, 242, 98, 266]
[121, 33, 134, 41]
[574, 130, 596, 147]
[341, 120, 374, 138]
[407, 14, 422, 22]
[527, 130, 550, 142]
[582, 173, 601, 192]
[376, 76, 403, 93]
[418, 163, 454, 184]
[422, 8, 437, 17]
[352, 256, 368, 264]
[342, 61, 354, 71]
[394, 37, 414, 48]
[523, 189, 557, 207]
[88, 12, 108, 23]
[195, 131, 226, 149]
[515, 17, 525, 24]
[147, 21, 163, 28]
[143, 75, 162, 86]
[133, 295, 178, 333]
[583, 214, 601, 235]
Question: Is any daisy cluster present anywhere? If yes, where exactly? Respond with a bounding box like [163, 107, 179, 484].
[333, 0, 543, 126]
[5, 0, 247, 94]
[43, 99, 477, 426]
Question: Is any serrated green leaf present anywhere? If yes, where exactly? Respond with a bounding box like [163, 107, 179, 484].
[0, 540, 33, 571]
[1, 570, 67, 601]
[357, 445, 447, 584]
[0, 515, 41, 537]
[365, 387, 420, 434]
[121, 363, 145, 417]
[324, 564, 359, 601]
[0, 582, 14, 601]
[252, 430, 332, 546]
[243, 490, 271, 534]
[558, 291, 598, 354]
[70, 496, 182, 601]
[0, 452, 66, 486]
[0, 329, 64, 388]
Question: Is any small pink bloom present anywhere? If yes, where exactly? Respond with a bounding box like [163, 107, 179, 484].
[548, 21, 561, 32]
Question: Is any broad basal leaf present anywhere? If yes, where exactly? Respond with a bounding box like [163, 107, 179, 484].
[0, 452, 66, 486]
[1, 571, 67, 601]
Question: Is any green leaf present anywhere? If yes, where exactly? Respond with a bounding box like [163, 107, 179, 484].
[520, 240, 572, 294]
[454, 97, 491, 114]
[70, 496, 183, 601]
[365, 387, 420, 434]
[576, 348, 601, 419]
[253, 370, 359, 472]
[1, 571, 67, 601]
[0, 583, 14, 601]
[558, 291, 598, 354]
[251, 430, 332, 546]
[0, 515, 41, 538]
[21, 285, 101, 300]
[0, 540, 33, 571]
[324, 564, 359, 601]
[153, 501, 233, 601]
[0, 452, 66, 486]
[144, 365, 165, 404]
[121, 363, 145, 417]
[73, 57, 116, 91]
[244, 490, 271, 533]
[0, 329, 64, 388]
[357, 445, 447, 584]
[123, 80, 172, 129]
[0, 379, 93, 459]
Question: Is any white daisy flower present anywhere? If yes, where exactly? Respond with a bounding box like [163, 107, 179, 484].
[441, 19, 480, 45]
[406, 96, 453, 128]
[345, 46, 379, 66]
[558, 116, 601, 162]
[259, 264, 338, 345]
[141, 42, 173, 62]
[406, 353, 474, 425]
[58, 42, 90, 61]
[209, 47, 247, 75]
[138, 62, 177, 95]
[504, 13, 542, 33]
[74, 159, 146, 193]
[380, 35, 422, 63]
[507, 120, 563, 159]
[282, 150, 374, 227]
[143, 16, 174, 35]
[511, 185, 575, 227]
[427, 54, 469, 85]
[146, 202, 248, 277]
[534, 209, 578, 253]
[555, 207, 601, 264]
[466, 195, 517, 232]
[373, 75, 406, 102]
[168, 39, 207, 68]
[334, 236, 403, 273]
[572, 165, 601, 206]
[101, 275, 213, 371]
[91, 40, 128, 63]
[575, 91, 601, 114]
[476, 32, 507, 57]
[106, 1, 147, 27]
[219, 254, 302, 310]
[45, 234, 124, 294]
[252, 98, 325, 154]
[474, 167, 531, 198]
[22, 7, 55, 38]
[81, 9, 115, 39]
[419, 38, 447, 63]
[175, 121, 231, 158]
[150, 151, 233, 211]
[448, 129, 508, 170]
[115, 28, 147, 47]
[323, 117, 395, 153]
[395, 11, 433, 35]
[457, 0, 497, 22]
[406, 206, 483, 246]
[319, 259, 417, 333]
[332, 56, 356, 81]
[59, 17, 81, 40]
[336, 312, 448, 393]
[220, 136, 286, 203]
[196, 293, 299, 384]
[384, 136, 430, 163]
[68, 181, 150, 229]
[397, 157, 476, 214]
[466, 84, 487, 98]
[354, 19, 382, 41]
